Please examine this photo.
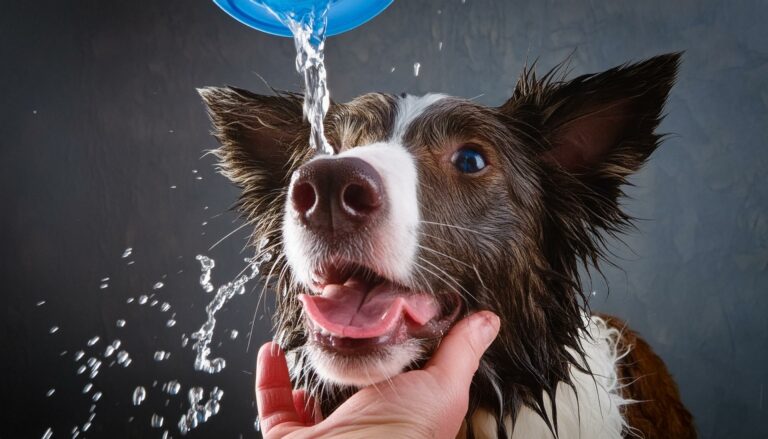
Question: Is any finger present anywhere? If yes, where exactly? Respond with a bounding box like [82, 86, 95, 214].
[424, 311, 500, 392]
[256, 342, 304, 436]
[292, 389, 318, 425]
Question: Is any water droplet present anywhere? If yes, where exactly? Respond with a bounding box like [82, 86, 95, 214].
[49, 326, 59, 334]
[151, 414, 164, 428]
[116, 319, 126, 328]
[122, 247, 133, 258]
[127, 260, 135, 265]
[111, 339, 121, 350]
[82, 422, 91, 432]
[230, 330, 238, 340]
[160, 302, 171, 312]
[154, 351, 171, 361]
[82, 383, 93, 394]
[181, 334, 189, 347]
[153, 282, 164, 290]
[36, 300, 46, 306]
[92, 391, 102, 402]
[99, 283, 109, 289]
[170, 185, 177, 189]
[100, 277, 110, 282]
[165, 380, 181, 396]
[138, 295, 148, 305]
[116, 351, 130, 365]
[132, 386, 146, 406]
[77, 365, 86, 375]
[41, 427, 53, 439]
[87, 336, 100, 346]
[46, 388, 55, 397]
[192, 169, 198, 174]
[438, 41, 443, 51]
[166, 319, 176, 328]
[126, 297, 134, 304]
[74, 351, 85, 361]
[413, 62, 421, 77]
[150, 299, 159, 307]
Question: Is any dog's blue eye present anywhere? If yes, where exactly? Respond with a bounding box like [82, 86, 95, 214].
[451, 147, 487, 173]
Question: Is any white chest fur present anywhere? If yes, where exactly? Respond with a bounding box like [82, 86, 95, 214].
[459, 315, 630, 439]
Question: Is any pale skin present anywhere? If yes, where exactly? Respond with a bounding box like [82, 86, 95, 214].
[255, 311, 501, 439]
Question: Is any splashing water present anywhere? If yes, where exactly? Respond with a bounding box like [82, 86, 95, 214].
[190, 242, 272, 374]
[177, 387, 224, 435]
[260, 0, 334, 155]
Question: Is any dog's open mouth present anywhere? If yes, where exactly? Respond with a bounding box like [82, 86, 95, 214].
[298, 261, 462, 353]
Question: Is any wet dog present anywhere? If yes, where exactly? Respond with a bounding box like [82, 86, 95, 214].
[200, 53, 695, 438]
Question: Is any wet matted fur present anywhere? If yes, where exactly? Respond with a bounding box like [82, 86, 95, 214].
[199, 53, 695, 438]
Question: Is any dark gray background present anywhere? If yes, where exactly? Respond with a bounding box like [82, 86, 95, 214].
[2, 0, 767, 438]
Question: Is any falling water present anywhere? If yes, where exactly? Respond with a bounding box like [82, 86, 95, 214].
[259, 0, 334, 155]
[190, 240, 272, 374]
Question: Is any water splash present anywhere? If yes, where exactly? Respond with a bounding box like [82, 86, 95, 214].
[195, 255, 214, 293]
[177, 387, 223, 435]
[190, 243, 272, 374]
[260, 0, 334, 155]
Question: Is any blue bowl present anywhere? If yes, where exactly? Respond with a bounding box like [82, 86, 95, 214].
[213, 0, 394, 37]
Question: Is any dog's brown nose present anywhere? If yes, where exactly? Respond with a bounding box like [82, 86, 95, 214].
[289, 157, 385, 234]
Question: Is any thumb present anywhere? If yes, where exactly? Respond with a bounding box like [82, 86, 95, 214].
[424, 311, 500, 392]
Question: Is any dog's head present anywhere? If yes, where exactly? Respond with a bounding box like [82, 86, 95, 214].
[200, 53, 679, 432]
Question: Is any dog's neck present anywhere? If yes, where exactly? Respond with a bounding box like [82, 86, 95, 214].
[458, 314, 629, 439]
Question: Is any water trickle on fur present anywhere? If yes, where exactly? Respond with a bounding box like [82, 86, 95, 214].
[259, 0, 334, 155]
[190, 240, 272, 374]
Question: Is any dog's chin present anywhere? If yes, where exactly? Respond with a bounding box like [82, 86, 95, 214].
[305, 339, 426, 387]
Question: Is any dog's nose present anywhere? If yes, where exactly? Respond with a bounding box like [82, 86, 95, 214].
[289, 157, 385, 234]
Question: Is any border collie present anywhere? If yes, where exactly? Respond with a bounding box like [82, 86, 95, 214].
[200, 53, 695, 438]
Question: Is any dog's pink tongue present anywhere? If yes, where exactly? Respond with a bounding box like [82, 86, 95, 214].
[298, 282, 439, 339]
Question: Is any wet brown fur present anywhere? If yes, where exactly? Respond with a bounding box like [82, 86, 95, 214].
[199, 53, 695, 438]
[598, 313, 697, 438]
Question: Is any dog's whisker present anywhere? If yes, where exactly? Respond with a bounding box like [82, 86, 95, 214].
[419, 220, 496, 240]
[417, 243, 474, 269]
[417, 256, 479, 304]
[208, 221, 251, 251]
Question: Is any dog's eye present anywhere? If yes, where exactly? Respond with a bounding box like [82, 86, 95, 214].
[451, 147, 487, 173]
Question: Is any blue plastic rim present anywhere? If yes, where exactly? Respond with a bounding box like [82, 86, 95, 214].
[213, 0, 394, 37]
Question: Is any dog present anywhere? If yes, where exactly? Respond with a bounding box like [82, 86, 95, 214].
[199, 52, 695, 438]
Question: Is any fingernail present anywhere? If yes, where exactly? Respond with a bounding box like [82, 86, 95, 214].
[471, 311, 500, 347]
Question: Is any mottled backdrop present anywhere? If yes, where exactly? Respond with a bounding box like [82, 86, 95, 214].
[2, 0, 767, 438]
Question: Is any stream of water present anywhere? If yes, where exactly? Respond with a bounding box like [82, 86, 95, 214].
[259, 0, 335, 155]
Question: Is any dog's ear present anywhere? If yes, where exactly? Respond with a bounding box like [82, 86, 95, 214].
[502, 53, 680, 265]
[198, 86, 309, 189]
[507, 53, 680, 176]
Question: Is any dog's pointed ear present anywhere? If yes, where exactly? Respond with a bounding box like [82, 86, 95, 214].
[504, 53, 681, 177]
[198, 86, 308, 188]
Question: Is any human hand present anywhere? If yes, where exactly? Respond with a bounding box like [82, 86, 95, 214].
[255, 311, 500, 439]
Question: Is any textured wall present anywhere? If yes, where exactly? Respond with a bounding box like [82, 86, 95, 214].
[2, 0, 767, 437]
